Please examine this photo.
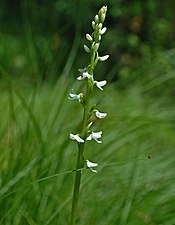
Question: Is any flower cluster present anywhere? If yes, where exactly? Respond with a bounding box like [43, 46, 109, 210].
[69, 6, 108, 173]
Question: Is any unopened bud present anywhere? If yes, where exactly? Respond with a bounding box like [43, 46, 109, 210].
[100, 14, 106, 23]
[95, 15, 99, 23]
[98, 35, 101, 41]
[92, 42, 95, 49]
[94, 43, 99, 52]
[99, 6, 107, 16]
[83, 44, 90, 53]
[100, 27, 107, 35]
[98, 23, 102, 29]
[92, 21, 95, 29]
[86, 33, 93, 42]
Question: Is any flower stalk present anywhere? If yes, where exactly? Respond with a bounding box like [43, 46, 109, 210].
[69, 6, 108, 225]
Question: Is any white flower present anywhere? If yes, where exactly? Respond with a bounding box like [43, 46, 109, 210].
[68, 93, 83, 102]
[95, 110, 107, 119]
[70, 133, 84, 143]
[77, 72, 93, 81]
[87, 131, 102, 143]
[98, 55, 109, 61]
[86, 160, 98, 173]
[94, 80, 107, 90]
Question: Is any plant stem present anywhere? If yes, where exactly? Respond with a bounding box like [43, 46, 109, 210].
[69, 6, 107, 224]
[69, 143, 85, 225]
[70, 88, 91, 225]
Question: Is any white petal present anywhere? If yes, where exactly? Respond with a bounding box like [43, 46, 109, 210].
[99, 55, 109, 61]
[68, 93, 83, 102]
[94, 139, 102, 144]
[78, 68, 86, 73]
[95, 80, 107, 90]
[91, 131, 102, 139]
[95, 111, 107, 119]
[68, 93, 79, 100]
[87, 131, 102, 143]
[70, 133, 84, 143]
[91, 168, 97, 173]
[86, 160, 98, 173]
[86, 160, 98, 168]
[77, 76, 84, 80]
[87, 134, 92, 141]
[82, 72, 93, 79]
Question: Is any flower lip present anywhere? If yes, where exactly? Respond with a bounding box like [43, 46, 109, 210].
[70, 133, 84, 143]
[94, 80, 107, 90]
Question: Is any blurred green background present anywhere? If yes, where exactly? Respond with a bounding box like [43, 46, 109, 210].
[0, 0, 175, 224]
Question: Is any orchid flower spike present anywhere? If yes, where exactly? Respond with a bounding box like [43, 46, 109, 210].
[70, 133, 84, 143]
[86, 160, 98, 173]
[87, 131, 102, 143]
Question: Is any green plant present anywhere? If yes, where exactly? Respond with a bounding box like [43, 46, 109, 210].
[68, 6, 109, 225]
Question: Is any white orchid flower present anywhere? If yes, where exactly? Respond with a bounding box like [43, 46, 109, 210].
[70, 133, 84, 143]
[94, 80, 107, 90]
[86, 160, 98, 173]
[77, 72, 93, 81]
[87, 131, 102, 143]
[95, 110, 107, 119]
[68, 93, 83, 102]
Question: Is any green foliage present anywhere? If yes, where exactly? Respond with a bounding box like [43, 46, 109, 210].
[0, 77, 175, 224]
[1, 0, 175, 81]
[0, 1, 175, 224]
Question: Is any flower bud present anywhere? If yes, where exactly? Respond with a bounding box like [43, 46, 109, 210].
[98, 23, 102, 29]
[95, 15, 99, 23]
[100, 27, 107, 35]
[94, 43, 99, 52]
[98, 6, 107, 23]
[98, 35, 101, 41]
[92, 42, 95, 49]
[92, 21, 95, 29]
[100, 14, 106, 23]
[99, 6, 107, 16]
[86, 33, 93, 42]
[83, 44, 90, 53]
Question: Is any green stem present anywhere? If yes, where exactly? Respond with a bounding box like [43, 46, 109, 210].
[70, 89, 91, 225]
[69, 143, 85, 225]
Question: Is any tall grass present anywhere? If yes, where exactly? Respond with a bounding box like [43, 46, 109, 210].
[0, 74, 175, 224]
